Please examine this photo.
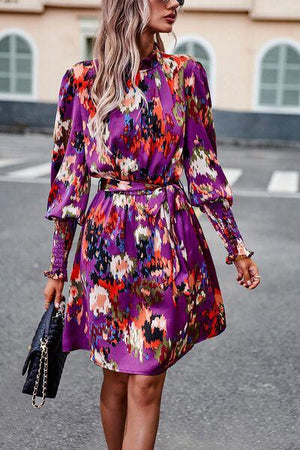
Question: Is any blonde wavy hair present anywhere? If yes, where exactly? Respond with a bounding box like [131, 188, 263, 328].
[89, 0, 177, 156]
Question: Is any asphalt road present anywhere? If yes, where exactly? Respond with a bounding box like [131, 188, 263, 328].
[0, 133, 299, 450]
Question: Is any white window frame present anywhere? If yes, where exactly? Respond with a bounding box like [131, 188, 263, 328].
[0, 28, 38, 102]
[79, 19, 99, 61]
[167, 35, 217, 105]
[253, 38, 300, 115]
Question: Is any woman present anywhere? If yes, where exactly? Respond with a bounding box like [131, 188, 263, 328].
[43, 0, 260, 449]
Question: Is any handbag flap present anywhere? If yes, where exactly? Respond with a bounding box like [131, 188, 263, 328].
[22, 347, 38, 376]
[22, 301, 58, 376]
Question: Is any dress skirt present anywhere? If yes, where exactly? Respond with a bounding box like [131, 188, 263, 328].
[62, 178, 226, 375]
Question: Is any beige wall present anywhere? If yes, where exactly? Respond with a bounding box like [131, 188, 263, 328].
[1, 0, 299, 18]
[0, 8, 98, 101]
[252, 0, 300, 20]
[0, 1, 299, 113]
[176, 11, 300, 111]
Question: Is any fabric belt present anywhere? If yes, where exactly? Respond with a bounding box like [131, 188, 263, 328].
[97, 177, 189, 290]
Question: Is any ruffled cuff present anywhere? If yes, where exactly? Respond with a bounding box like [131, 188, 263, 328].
[43, 267, 68, 282]
[200, 200, 254, 265]
[225, 238, 254, 265]
[43, 218, 77, 283]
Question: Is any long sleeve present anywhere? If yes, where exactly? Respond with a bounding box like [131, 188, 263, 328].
[200, 201, 254, 264]
[44, 66, 91, 224]
[43, 66, 91, 280]
[43, 218, 77, 281]
[183, 58, 253, 264]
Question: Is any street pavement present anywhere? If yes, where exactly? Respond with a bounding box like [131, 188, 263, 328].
[0, 132, 299, 450]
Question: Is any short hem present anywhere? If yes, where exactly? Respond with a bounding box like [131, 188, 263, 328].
[91, 358, 168, 376]
[89, 325, 227, 375]
[62, 344, 90, 353]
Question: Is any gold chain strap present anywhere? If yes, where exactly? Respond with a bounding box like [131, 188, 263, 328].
[32, 336, 49, 408]
[30, 304, 64, 408]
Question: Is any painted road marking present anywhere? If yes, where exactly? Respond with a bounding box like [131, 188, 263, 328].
[0, 165, 300, 200]
[267, 170, 299, 193]
[0, 157, 25, 168]
[7, 162, 51, 178]
[0, 175, 300, 200]
[0, 175, 100, 187]
[223, 168, 243, 186]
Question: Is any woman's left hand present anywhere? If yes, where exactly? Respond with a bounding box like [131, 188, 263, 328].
[234, 257, 261, 290]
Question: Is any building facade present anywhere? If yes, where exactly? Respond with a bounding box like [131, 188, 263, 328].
[0, 0, 299, 141]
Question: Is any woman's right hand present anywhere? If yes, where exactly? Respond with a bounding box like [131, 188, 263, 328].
[43, 278, 64, 310]
[234, 257, 261, 290]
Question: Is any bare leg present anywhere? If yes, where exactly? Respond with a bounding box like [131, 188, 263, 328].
[122, 370, 167, 450]
[100, 368, 129, 450]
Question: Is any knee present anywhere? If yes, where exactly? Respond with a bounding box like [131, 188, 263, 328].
[102, 369, 129, 399]
[128, 372, 166, 407]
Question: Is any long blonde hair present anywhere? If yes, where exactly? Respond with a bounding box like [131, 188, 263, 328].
[89, 0, 177, 156]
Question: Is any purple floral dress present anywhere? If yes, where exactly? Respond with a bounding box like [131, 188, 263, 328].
[43, 42, 253, 375]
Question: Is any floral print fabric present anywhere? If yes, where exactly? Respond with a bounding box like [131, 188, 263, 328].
[44, 42, 253, 374]
[43, 218, 76, 281]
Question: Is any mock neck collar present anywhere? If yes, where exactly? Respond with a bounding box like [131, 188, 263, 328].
[92, 42, 162, 74]
[138, 41, 162, 71]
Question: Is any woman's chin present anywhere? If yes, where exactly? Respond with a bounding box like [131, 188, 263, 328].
[154, 23, 174, 33]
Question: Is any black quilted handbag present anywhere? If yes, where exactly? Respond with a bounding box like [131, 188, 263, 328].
[21, 297, 69, 408]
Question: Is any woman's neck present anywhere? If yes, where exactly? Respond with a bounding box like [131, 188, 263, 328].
[137, 32, 155, 60]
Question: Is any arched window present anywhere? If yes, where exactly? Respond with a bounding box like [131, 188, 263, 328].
[0, 33, 33, 96]
[174, 40, 211, 79]
[80, 19, 98, 60]
[258, 43, 300, 109]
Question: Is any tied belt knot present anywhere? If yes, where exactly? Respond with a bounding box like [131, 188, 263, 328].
[97, 177, 189, 289]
